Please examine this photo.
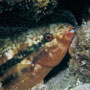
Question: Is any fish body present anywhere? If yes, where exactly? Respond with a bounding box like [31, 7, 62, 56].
[0, 23, 74, 90]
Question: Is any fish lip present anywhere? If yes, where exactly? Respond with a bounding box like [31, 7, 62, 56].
[69, 29, 75, 33]
[67, 29, 75, 34]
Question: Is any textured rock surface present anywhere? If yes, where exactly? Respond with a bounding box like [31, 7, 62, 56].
[70, 84, 90, 90]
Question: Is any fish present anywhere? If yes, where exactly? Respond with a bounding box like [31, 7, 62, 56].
[0, 23, 75, 90]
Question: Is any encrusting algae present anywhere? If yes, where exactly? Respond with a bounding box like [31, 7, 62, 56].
[0, 23, 75, 90]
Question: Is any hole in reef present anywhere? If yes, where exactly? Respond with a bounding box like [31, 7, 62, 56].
[44, 51, 71, 83]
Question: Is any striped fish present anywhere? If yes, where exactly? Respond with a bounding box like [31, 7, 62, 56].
[0, 23, 74, 90]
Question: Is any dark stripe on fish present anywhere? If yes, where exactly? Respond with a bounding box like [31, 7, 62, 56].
[0, 39, 45, 77]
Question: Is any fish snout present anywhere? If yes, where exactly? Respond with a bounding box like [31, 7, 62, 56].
[65, 29, 75, 41]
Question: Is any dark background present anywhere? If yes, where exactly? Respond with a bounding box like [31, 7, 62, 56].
[0, 0, 90, 27]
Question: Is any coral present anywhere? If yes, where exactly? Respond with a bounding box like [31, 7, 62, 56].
[69, 20, 90, 85]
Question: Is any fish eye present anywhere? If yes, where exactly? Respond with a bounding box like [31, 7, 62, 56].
[44, 33, 53, 42]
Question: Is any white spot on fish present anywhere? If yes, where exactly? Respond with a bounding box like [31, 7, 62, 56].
[5, 49, 13, 59]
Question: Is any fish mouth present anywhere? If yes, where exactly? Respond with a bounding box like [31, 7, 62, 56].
[69, 29, 75, 33]
[67, 29, 75, 34]
[67, 27, 75, 32]
[65, 28, 75, 41]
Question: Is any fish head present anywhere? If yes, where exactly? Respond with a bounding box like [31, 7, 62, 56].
[36, 25, 75, 67]
[54, 25, 75, 46]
